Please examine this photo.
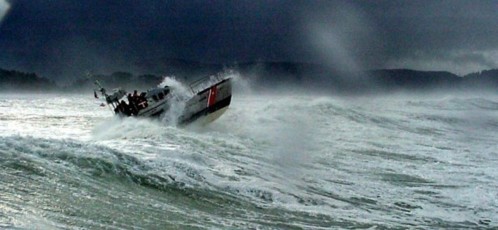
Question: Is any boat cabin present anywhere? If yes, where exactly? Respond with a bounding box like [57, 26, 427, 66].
[146, 86, 170, 103]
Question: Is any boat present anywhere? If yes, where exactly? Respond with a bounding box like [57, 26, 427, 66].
[94, 75, 232, 126]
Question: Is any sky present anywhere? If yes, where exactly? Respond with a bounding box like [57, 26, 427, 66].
[0, 0, 497, 81]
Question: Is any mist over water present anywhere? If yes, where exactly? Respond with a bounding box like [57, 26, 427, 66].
[0, 76, 497, 228]
[301, 2, 381, 86]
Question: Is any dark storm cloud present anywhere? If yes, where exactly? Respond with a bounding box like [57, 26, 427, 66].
[299, 0, 498, 74]
[0, 0, 497, 81]
[361, 0, 498, 73]
[0, 0, 303, 81]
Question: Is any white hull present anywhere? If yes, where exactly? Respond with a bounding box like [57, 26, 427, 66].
[97, 76, 232, 126]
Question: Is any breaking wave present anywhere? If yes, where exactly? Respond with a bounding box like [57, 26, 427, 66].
[1, 92, 497, 228]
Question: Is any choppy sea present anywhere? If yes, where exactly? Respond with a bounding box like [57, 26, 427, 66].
[1, 80, 497, 229]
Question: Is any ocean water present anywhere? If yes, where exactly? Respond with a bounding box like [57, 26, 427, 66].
[0, 86, 497, 229]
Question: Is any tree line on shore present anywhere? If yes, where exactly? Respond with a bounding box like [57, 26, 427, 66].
[1, 59, 498, 94]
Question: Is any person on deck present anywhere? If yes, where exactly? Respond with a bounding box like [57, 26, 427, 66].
[119, 100, 130, 116]
[132, 90, 140, 110]
[138, 92, 148, 109]
[126, 93, 138, 113]
[127, 93, 133, 105]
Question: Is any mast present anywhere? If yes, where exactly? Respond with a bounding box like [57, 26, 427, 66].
[94, 80, 108, 97]
[93, 79, 116, 114]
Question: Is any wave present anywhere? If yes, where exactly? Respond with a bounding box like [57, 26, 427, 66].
[406, 96, 498, 111]
[0, 135, 355, 228]
[0, 135, 305, 207]
[0, 136, 257, 228]
[2, 92, 497, 228]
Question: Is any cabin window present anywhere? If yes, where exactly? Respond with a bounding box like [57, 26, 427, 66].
[164, 89, 170, 95]
[158, 92, 164, 100]
[152, 95, 158, 101]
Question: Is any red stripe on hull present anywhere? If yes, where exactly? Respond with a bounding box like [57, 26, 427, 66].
[207, 85, 217, 107]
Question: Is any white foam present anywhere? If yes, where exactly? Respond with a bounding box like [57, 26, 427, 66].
[91, 116, 164, 141]
[2, 92, 498, 227]
[156, 76, 192, 125]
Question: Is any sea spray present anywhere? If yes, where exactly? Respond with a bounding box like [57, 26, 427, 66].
[158, 76, 192, 95]
[91, 116, 164, 141]
[1, 93, 498, 228]
[223, 69, 253, 95]
[158, 76, 192, 125]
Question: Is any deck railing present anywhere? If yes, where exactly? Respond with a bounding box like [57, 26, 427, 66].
[188, 74, 224, 94]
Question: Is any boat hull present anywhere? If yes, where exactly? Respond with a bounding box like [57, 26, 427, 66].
[179, 78, 232, 125]
[106, 77, 232, 126]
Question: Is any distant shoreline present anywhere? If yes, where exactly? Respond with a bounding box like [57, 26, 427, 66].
[2, 59, 497, 94]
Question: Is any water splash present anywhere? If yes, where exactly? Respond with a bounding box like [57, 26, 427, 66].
[158, 76, 192, 125]
[91, 116, 164, 141]
[158, 76, 192, 97]
[223, 69, 253, 95]
[2, 93, 498, 228]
